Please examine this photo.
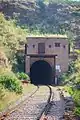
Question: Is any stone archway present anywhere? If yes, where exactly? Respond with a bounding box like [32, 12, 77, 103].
[30, 60, 53, 85]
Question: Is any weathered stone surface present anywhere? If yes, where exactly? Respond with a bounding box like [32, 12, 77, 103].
[0, 51, 8, 67]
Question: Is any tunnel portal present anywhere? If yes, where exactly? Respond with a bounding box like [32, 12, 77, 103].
[30, 60, 53, 85]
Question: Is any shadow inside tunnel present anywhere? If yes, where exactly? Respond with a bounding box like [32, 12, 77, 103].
[30, 60, 54, 85]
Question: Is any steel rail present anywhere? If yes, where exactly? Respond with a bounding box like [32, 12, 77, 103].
[0, 86, 39, 120]
[38, 85, 54, 120]
[0, 85, 54, 120]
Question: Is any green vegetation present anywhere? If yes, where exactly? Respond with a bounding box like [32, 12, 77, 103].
[0, 0, 80, 37]
[0, 67, 23, 94]
[0, 73, 23, 94]
[0, 13, 33, 111]
[0, 84, 36, 111]
[0, 13, 25, 96]
[61, 57, 80, 117]
[16, 72, 30, 81]
[0, 13, 27, 71]
[0, 0, 80, 115]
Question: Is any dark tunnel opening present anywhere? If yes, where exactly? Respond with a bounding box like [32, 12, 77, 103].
[30, 60, 53, 85]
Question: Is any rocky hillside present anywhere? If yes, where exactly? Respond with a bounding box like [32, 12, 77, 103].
[0, 50, 8, 68]
[0, 0, 80, 38]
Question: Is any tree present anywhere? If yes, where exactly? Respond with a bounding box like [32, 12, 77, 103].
[0, 13, 26, 71]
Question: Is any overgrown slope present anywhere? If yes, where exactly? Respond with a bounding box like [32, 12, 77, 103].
[61, 57, 80, 117]
[0, 13, 26, 71]
[0, 0, 80, 38]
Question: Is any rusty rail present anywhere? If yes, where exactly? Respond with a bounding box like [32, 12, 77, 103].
[0, 86, 39, 120]
[38, 86, 54, 120]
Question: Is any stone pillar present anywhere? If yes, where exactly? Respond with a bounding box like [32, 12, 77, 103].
[24, 44, 30, 74]
[53, 56, 56, 84]
[25, 56, 30, 74]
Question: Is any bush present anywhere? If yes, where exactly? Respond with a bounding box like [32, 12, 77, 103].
[73, 90, 80, 106]
[74, 107, 80, 117]
[63, 59, 80, 117]
[0, 73, 23, 94]
[16, 72, 30, 81]
[59, 73, 69, 85]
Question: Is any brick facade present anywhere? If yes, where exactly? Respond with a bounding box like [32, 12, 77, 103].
[25, 35, 68, 77]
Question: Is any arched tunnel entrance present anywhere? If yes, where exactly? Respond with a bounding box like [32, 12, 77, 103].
[30, 60, 53, 85]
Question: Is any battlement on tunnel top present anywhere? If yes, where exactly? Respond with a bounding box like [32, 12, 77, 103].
[25, 34, 69, 78]
[26, 34, 67, 38]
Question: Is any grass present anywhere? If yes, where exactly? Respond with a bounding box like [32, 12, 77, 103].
[0, 84, 36, 112]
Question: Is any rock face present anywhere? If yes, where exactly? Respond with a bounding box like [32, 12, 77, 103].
[0, 0, 80, 36]
[0, 51, 8, 68]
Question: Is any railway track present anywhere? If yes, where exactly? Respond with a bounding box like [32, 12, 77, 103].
[0, 85, 53, 120]
[0, 86, 73, 120]
[0, 86, 39, 120]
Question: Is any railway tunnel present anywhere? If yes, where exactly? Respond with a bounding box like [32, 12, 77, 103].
[30, 60, 53, 85]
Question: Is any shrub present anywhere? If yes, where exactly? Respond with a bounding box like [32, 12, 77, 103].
[16, 72, 30, 81]
[0, 73, 23, 94]
[59, 73, 69, 85]
[73, 90, 80, 106]
[63, 59, 80, 117]
[74, 107, 80, 117]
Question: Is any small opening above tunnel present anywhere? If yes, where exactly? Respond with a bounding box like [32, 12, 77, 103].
[30, 60, 53, 85]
